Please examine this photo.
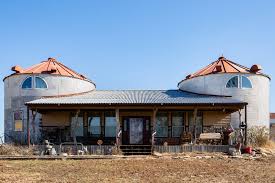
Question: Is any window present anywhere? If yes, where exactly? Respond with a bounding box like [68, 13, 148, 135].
[188, 111, 203, 137]
[22, 76, 48, 89]
[88, 112, 101, 136]
[22, 77, 32, 89]
[226, 76, 239, 88]
[156, 112, 168, 137]
[172, 112, 184, 137]
[241, 76, 252, 88]
[105, 112, 116, 137]
[226, 76, 252, 89]
[14, 111, 23, 132]
[71, 116, 83, 137]
[35, 77, 47, 88]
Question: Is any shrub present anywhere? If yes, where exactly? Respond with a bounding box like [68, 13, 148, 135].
[0, 144, 33, 156]
[247, 126, 269, 147]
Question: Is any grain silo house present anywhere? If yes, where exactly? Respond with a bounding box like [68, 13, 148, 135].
[3, 57, 271, 154]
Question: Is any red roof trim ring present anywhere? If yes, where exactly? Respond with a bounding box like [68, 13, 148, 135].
[178, 57, 271, 87]
[3, 58, 95, 85]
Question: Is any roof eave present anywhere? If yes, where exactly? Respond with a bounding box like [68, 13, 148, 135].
[26, 102, 247, 107]
[178, 72, 271, 87]
[3, 73, 97, 86]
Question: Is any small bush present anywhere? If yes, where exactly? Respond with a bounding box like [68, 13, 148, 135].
[263, 140, 275, 149]
[247, 126, 269, 147]
[0, 144, 33, 156]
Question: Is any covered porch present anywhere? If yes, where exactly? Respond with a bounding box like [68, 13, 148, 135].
[25, 90, 248, 154]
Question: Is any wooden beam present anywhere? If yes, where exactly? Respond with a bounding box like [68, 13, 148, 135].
[101, 111, 105, 137]
[27, 107, 30, 147]
[244, 105, 248, 146]
[72, 109, 80, 145]
[193, 108, 198, 143]
[31, 110, 37, 142]
[115, 108, 121, 146]
[83, 112, 88, 137]
[152, 108, 158, 146]
[26, 104, 246, 111]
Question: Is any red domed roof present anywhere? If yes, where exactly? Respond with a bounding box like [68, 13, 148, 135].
[182, 57, 269, 81]
[6, 58, 90, 81]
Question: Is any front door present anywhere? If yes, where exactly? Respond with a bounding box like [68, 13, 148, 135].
[122, 116, 151, 145]
[129, 118, 143, 144]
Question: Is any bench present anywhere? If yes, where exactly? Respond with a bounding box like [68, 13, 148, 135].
[197, 133, 223, 145]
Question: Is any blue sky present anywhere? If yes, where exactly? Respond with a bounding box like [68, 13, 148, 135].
[0, 1, 274, 135]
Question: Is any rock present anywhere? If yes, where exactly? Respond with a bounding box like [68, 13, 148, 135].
[153, 152, 162, 157]
[228, 148, 241, 156]
[182, 156, 191, 159]
[50, 148, 57, 156]
[78, 150, 85, 155]
[261, 152, 268, 157]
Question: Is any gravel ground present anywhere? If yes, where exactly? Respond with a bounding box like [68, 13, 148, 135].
[0, 155, 274, 183]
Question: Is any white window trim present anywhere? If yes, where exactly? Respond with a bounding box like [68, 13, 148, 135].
[225, 75, 239, 88]
[21, 76, 33, 90]
[34, 76, 48, 89]
[225, 75, 253, 89]
[240, 75, 253, 89]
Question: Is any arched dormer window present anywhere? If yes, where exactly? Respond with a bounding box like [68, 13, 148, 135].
[22, 77, 32, 89]
[241, 76, 252, 88]
[226, 76, 253, 89]
[226, 76, 239, 88]
[35, 77, 47, 89]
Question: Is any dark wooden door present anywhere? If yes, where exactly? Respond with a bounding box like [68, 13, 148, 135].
[122, 117, 151, 145]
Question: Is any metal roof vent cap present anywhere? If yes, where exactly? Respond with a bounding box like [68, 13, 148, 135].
[186, 74, 192, 79]
[48, 57, 56, 62]
[218, 56, 225, 60]
[250, 64, 262, 73]
[214, 65, 222, 73]
[11, 65, 23, 73]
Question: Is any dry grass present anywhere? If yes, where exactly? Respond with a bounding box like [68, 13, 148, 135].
[264, 140, 275, 149]
[0, 145, 33, 156]
[0, 156, 274, 183]
[247, 126, 270, 147]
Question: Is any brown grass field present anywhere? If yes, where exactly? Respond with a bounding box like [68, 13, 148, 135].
[0, 156, 274, 183]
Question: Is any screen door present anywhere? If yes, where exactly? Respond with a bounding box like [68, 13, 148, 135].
[129, 118, 143, 144]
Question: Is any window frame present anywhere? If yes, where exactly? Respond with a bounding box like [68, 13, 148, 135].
[88, 112, 102, 137]
[188, 111, 203, 137]
[155, 112, 169, 138]
[240, 75, 253, 89]
[71, 116, 84, 137]
[21, 76, 33, 89]
[34, 76, 48, 89]
[13, 110, 23, 132]
[21, 76, 48, 89]
[104, 111, 116, 138]
[225, 76, 239, 88]
[171, 112, 185, 137]
[225, 75, 253, 89]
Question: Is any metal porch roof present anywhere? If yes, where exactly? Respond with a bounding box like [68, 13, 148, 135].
[26, 90, 246, 106]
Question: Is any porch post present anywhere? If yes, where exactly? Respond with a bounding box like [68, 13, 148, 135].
[152, 108, 158, 146]
[72, 109, 80, 145]
[31, 110, 37, 144]
[27, 107, 30, 147]
[115, 108, 121, 146]
[193, 108, 198, 144]
[244, 105, 248, 146]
